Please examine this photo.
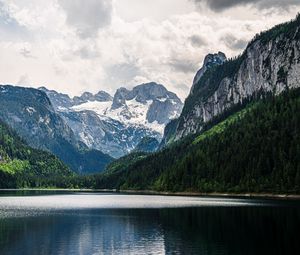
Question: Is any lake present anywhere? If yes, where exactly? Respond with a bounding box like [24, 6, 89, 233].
[0, 191, 299, 255]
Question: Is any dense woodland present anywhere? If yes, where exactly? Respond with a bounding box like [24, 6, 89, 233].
[92, 88, 300, 193]
[0, 120, 73, 188]
[1, 88, 300, 193]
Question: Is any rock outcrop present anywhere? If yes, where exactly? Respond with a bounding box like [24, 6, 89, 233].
[168, 15, 300, 141]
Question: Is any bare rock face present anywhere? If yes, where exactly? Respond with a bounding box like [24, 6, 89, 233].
[170, 15, 300, 141]
[191, 51, 227, 94]
[42, 82, 183, 158]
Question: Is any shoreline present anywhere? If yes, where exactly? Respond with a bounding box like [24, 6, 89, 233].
[0, 188, 299, 200]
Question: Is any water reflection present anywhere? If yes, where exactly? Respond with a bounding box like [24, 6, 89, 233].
[0, 193, 299, 255]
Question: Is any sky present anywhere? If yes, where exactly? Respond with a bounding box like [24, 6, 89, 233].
[0, 0, 299, 99]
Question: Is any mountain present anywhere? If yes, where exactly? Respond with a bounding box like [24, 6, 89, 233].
[38, 87, 113, 110]
[163, 14, 300, 144]
[133, 137, 160, 153]
[0, 119, 73, 188]
[41, 82, 183, 157]
[91, 15, 300, 194]
[94, 88, 300, 193]
[0, 85, 113, 174]
[191, 51, 227, 94]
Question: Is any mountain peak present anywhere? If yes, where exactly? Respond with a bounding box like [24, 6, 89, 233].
[191, 51, 227, 94]
[112, 82, 180, 109]
[73, 91, 112, 105]
[94, 91, 113, 102]
[203, 51, 227, 67]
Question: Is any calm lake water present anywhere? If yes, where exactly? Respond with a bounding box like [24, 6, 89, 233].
[0, 191, 299, 255]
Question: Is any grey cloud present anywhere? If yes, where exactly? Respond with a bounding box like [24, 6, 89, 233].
[0, 1, 29, 40]
[222, 34, 248, 50]
[107, 62, 141, 84]
[176, 83, 190, 91]
[189, 35, 207, 47]
[20, 48, 36, 59]
[17, 74, 30, 86]
[192, 0, 299, 12]
[58, 0, 112, 38]
[169, 58, 199, 73]
[75, 46, 101, 59]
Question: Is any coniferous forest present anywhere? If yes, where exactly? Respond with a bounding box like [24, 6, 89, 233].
[92, 88, 300, 193]
[1, 88, 300, 193]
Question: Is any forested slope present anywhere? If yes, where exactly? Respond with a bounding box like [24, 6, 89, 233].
[0, 120, 73, 188]
[94, 89, 300, 193]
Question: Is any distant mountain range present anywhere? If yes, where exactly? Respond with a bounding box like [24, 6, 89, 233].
[40, 82, 183, 157]
[0, 85, 112, 174]
[0, 82, 182, 174]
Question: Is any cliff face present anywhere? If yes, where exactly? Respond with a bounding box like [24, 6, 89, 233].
[173, 15, 300, 140]
[191, 51, 227, 94]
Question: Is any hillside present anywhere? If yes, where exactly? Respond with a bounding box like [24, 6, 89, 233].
[0, 85, 113, 174]
[93, 88, 300, 193]
[0, 119, 73, 188]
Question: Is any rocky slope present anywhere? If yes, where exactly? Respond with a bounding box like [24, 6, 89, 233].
[41, 82, 183, 157]
[0, 85, 113, 174]
[165, 14, 300, 143]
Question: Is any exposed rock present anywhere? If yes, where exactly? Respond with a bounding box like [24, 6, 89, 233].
[165, 15, 300, 142]
[191, 51, 227, 94]
[0, 85, 113, 174]
[42, 82, 183, 158]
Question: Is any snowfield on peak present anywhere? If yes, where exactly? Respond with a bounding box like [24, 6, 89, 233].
[71, 99, 167, 134]
[41, 82, 183, 157]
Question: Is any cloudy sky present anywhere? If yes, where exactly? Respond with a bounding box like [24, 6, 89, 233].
[0, 0, 299, 99]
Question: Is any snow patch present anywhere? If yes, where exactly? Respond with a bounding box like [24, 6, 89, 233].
[71, 99, 165, 134]
[26, 107, 36, 115]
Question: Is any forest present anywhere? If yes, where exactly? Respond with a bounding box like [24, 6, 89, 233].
[92, 88, 300, 193]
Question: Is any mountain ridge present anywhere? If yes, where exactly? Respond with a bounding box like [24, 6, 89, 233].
[42, 82, 183, 157]
[0, 85, 113, 174]
[167, 14, 300, 142]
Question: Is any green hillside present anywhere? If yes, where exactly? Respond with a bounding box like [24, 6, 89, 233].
[94, 88, 300, 193]
[0, 120, 73, 188]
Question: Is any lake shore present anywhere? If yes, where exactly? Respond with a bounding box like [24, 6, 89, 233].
[0, 188, 299, 200]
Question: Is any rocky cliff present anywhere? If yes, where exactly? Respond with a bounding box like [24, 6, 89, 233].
[171, 14, 300, 141]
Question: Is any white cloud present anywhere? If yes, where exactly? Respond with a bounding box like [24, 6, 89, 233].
[0, 0, 299, 100]
[58, 0, 113, 38]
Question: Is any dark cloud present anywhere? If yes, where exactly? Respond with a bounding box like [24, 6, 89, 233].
[189, 35, 207, 47]
[221, 34, 248, 50]
[192, 0, 299, 12]
[58, 0, 112, 38]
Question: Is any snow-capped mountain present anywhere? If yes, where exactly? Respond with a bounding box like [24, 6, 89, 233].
[0, 85, 113, 174]
[40, 82, 183, 158]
